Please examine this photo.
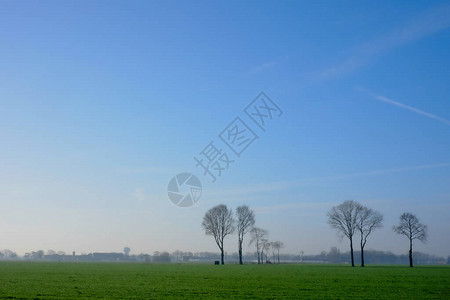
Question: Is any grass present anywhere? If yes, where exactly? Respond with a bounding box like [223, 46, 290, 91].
[0, 262, 449, 299]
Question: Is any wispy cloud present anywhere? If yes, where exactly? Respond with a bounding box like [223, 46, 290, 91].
[254, 201, 333, 214]
[131, 188, 147, 203]
[249, 61, 278, 75]
[207, 162, 450, 200]
[308, 162, 450, 180]
[116, 166, 176, 175]
[316, 3, 450, 80]
[248, 55, 291, 75]
[364, 91, 450, 126]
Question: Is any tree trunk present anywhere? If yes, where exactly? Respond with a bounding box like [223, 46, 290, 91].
[350, 237, 355, 267]
[238, 240, 243, 265]
[409, 238, 413, 267]
[221, 248, 224, 265]
[361, 246, 365, 267]
[277, 250, 280, 264]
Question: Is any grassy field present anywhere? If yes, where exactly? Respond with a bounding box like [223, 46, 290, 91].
[0, 262, 449, 299]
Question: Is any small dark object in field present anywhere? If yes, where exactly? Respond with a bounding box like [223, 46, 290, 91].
[214, 261, 220, 265]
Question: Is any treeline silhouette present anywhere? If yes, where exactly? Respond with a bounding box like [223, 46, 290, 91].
[1, 248, 448, 265]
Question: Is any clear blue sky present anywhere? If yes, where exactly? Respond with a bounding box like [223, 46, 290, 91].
[1, 1, 449, 257]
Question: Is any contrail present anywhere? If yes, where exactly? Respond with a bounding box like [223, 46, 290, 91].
[356, 87, 450, 126]
[372, 95, 450, 126]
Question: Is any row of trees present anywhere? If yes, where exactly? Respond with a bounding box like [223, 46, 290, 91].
[249, 227, 284, 264]
[328, 200, 427, 267]
[202, 204, 284, 265]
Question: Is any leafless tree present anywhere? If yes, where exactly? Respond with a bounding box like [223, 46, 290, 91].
[46, 250, 56, 256]
[393, 212, 427, 267]
[236, 205, 255, 265]
[249, 227, 268, 264]
[172, 250, 183, 262]
[271, 241, 284, 263]
[261, 239, 271, 264]
[356, 206, 383, 267]
[202, 204, 235, 265]
[327, 200, 363, 267]
[270, 242, 276, 262]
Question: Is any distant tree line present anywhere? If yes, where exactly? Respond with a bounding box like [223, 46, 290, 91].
[0, 202, 438, 267]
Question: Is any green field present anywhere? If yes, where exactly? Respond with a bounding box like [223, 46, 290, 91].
[0, 262, 449, 299]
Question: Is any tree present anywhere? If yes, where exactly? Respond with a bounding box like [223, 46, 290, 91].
[271, 241, 284, 263]
[172, 250, 183, 262]
[327, 247, 341, 263]
[1, 249, 17, 259]
[261, 239, 271, 263]
[202, 204, 235, 265]
[393, 212, 427, 267]
[236, 205, 255, 265]
[124, 247, 131, 256]
[36, 250, 44, 260]
[249, 227, 268, 264]
[270, 242, 276, 262]
[327, 200, 363, 267]
[356, 206, 383, 267]
[153, 251, 171, 263]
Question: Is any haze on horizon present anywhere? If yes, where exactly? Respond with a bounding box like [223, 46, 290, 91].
[0, 1, 449, 258]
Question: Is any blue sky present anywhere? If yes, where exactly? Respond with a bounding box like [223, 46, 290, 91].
[0, 1, 449, 257]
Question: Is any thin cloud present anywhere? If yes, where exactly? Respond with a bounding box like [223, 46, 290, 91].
[374, 95, 450, 126]
[361, 89, 450, 126]
[254, 201, 333, 214]
[206, 162, 450, 199]
[248, 55, 291, 75]
[132, 188, 147, 203]
[316, 3, 450, 80]
[116, 166, 177, 175]
[313, 162, 450, 180]
[249, 61, 277, 74]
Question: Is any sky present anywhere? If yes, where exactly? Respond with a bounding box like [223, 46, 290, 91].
[0, 1, 449, 257]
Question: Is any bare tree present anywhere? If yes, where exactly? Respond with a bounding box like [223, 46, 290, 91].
[356, 206, 383, 267]
[202, 204, 235, 265]
[172, 250, 183, 262]
[236, 205, 255, 265]
[393, 212, 427, 267]
[249, 227, 268, 264]
[261, 239, 271, 263]
[46, 250, 56, 256]
[327, 200, 363, 267]
[270, 242, 276, 263]
[271, 241, 284, 263]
